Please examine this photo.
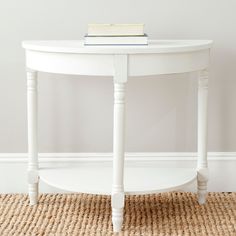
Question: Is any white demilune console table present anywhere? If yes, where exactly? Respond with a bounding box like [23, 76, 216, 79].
[22, 40, 212, 233]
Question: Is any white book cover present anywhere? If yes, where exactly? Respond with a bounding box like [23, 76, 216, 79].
[87, 24, 144, 36]
[84, 34, 148, 45]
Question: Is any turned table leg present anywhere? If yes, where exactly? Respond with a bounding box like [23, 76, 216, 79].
[112, 55, 127, 232]
[197, 69, 209, 204]
[27, 69, 39, 205]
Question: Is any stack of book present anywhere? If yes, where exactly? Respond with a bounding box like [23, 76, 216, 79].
[84, 24, 148, 46]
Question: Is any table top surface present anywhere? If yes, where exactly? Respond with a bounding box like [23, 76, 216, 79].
[22, 40, 212, 54]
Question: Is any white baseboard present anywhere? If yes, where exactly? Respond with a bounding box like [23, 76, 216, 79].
[0, 152, 235, 193]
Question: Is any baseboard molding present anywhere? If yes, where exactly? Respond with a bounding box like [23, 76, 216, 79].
[0, 152, 235, 193]
[0, 152, 235, 162]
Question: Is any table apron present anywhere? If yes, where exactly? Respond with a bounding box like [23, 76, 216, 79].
[25, 49, 210, 77]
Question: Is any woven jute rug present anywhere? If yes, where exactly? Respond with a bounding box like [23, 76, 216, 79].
[0, 192, 235, 236]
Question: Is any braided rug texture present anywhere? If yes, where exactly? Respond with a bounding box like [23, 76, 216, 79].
[0, 192, 235, 236]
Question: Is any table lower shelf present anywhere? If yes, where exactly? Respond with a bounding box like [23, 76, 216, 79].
[39, 164, 197, 195]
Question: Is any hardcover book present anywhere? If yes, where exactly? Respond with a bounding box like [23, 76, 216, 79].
[87, 24, 144, 36]
[84, 34, 148, 45]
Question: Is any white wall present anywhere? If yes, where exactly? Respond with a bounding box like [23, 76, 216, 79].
[0, 1, 236, 152]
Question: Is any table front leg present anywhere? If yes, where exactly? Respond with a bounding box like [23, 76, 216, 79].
[111, 55, 127, 233]
[112, 82, 125, 232]
[197, 69, 209, 204]
[27, 69, 39, 205]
